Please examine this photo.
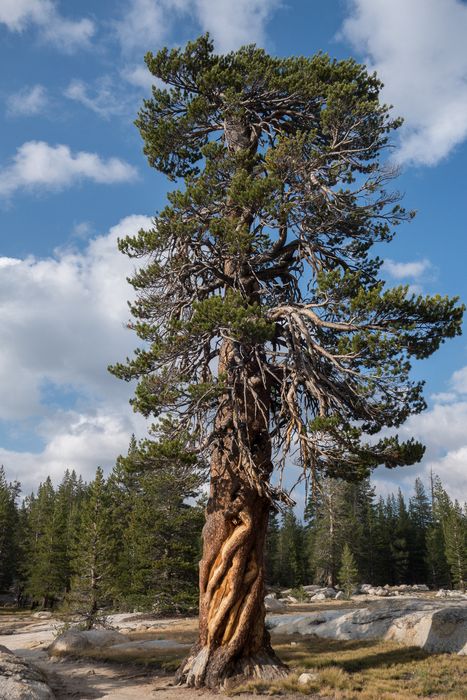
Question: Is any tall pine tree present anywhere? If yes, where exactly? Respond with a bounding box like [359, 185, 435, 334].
[110, 36, 463, 686]
[0, 467, 21, 593]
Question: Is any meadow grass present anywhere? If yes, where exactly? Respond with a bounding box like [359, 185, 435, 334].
[45, 615, 467, 698]
[231, 634, 467, 699]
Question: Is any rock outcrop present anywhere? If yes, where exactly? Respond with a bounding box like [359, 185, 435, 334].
[267, 599, 467, 654]
[47, 628, 191, 661]
[264, 594, 287, 612]
[0, 646, 54, 699]
[48, 628, 126, 656]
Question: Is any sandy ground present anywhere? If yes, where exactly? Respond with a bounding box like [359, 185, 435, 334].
[0, 612, 302, 699]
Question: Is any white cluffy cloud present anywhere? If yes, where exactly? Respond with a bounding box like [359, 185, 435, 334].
[374, 365, 467, 501]
[0, 0, 95, 52]
[384, 258, 432, 281]
[0, 215, 151, 493]
[6, 84, 48, 116]
[64, 78, 130, 119]
[193, 0, 281, 52]
[0, 141, 137, 199]
[116, 0, 280, 55]
[340, 0, 467, 166]
[121, 64, 157, 92]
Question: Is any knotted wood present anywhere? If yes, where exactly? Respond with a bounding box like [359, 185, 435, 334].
[176, 338, 287, 688]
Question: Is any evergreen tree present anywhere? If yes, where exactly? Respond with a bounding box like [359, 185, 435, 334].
[24, 478, 63, 607]
[276, 509, 306, 588]
[64, 468, 112, 628]
[371, 496, 392, 585]
[264, 510, 280, 586]
[53, 470, 84, 596]
[338, 543, 359, 598]
[426, 476, 453, 588]
[109, 433, 205, 613]
[108, 36, 463, 686]
[0, 466, 21, 592]
[444, 501, 467, 589]
[389, 490, 410, 584]
[308, 478, 347, 586]
[352, 479, 377, 583]
[408, 477, 432, 583]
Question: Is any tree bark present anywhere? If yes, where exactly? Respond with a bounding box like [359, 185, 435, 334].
[177, 114, 288, 688]
[176, 339, 287, 688]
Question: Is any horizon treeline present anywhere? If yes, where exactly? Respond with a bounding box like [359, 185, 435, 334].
[266, 475, 466, 591]
[0, 435, 205, 616]
[1, 459, 466, 614]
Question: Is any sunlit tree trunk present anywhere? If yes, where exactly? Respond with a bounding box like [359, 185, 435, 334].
[176, 339, 287, 688]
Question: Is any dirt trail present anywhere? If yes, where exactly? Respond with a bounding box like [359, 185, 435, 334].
[0, 613, 292, 699]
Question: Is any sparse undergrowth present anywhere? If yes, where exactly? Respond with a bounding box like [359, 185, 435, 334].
[62, 646, 183, 672]
[57, 618, 467, 699]
[229, 635, 467, 699]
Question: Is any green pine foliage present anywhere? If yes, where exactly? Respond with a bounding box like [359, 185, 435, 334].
[408, 478, 432, 583]
[275, 508, 308, 587]
[109, 35, 463, 498]
[427, 475, 456, 588]
[63, 468, 113, 628]
[338, 544, 359, 598]
[23, 477, 64, 607]
[443, 501, 467, 589]
[1, 437, 204, 612]
[0, 466, 21, 592]
[107, 435, 205, 613]
[1, 465, 465, 604]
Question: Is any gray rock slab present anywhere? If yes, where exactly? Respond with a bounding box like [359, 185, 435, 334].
[267, 599, 467, 654]
[48, 629, 126, 656]
[0, 648, 54, 699]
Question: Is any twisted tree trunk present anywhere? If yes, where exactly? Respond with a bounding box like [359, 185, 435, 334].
[176, 340, 287, 688]
[177, 113, 288, 688]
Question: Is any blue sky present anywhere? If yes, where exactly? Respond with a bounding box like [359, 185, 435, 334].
[1, 0, 467, 501]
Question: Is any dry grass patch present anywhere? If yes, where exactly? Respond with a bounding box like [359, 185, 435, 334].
[126, 617, 198, 644]
[230, 635, 467, 698]
[73, 645, 185, 671]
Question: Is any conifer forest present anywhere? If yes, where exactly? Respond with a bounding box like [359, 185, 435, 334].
[1, 462, 465, 614]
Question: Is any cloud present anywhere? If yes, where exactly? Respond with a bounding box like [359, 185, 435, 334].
[340, 0, 467, 166]
[0, 215, 151, 493]
[121, 64, 156, 91]
[0, 0, 95, 52]
[71, 221, 94, 239]
[425, 447, 467, 502]
[0, 141, 137, 199]
[193, 0, 281, 52]
[64, 78, 130, 119]
[6, 84, 48, 116]
[115, 0, 173, 55]
[0, 409, 147, 494]
[116, 0, 280, 56]
[383, 258, 432, 281]
[373, 366, 467, 502]
[450, 366, 467, 394]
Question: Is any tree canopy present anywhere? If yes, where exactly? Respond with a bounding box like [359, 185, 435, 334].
[111, 35, 463, 502]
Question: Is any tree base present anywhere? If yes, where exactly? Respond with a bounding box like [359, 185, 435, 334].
[175, 643, 289, 689]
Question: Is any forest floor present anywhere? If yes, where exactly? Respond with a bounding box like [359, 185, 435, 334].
[1, 601, 466, 699]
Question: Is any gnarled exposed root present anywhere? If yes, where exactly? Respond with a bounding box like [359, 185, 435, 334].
[176, 492, 289, 690]
[176, 643, 288, 689]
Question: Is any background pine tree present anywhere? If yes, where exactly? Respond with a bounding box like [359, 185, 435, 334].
[0, 466, 21, 592]
[338, 543, 359, 598]
[63, 468, 113, 628]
